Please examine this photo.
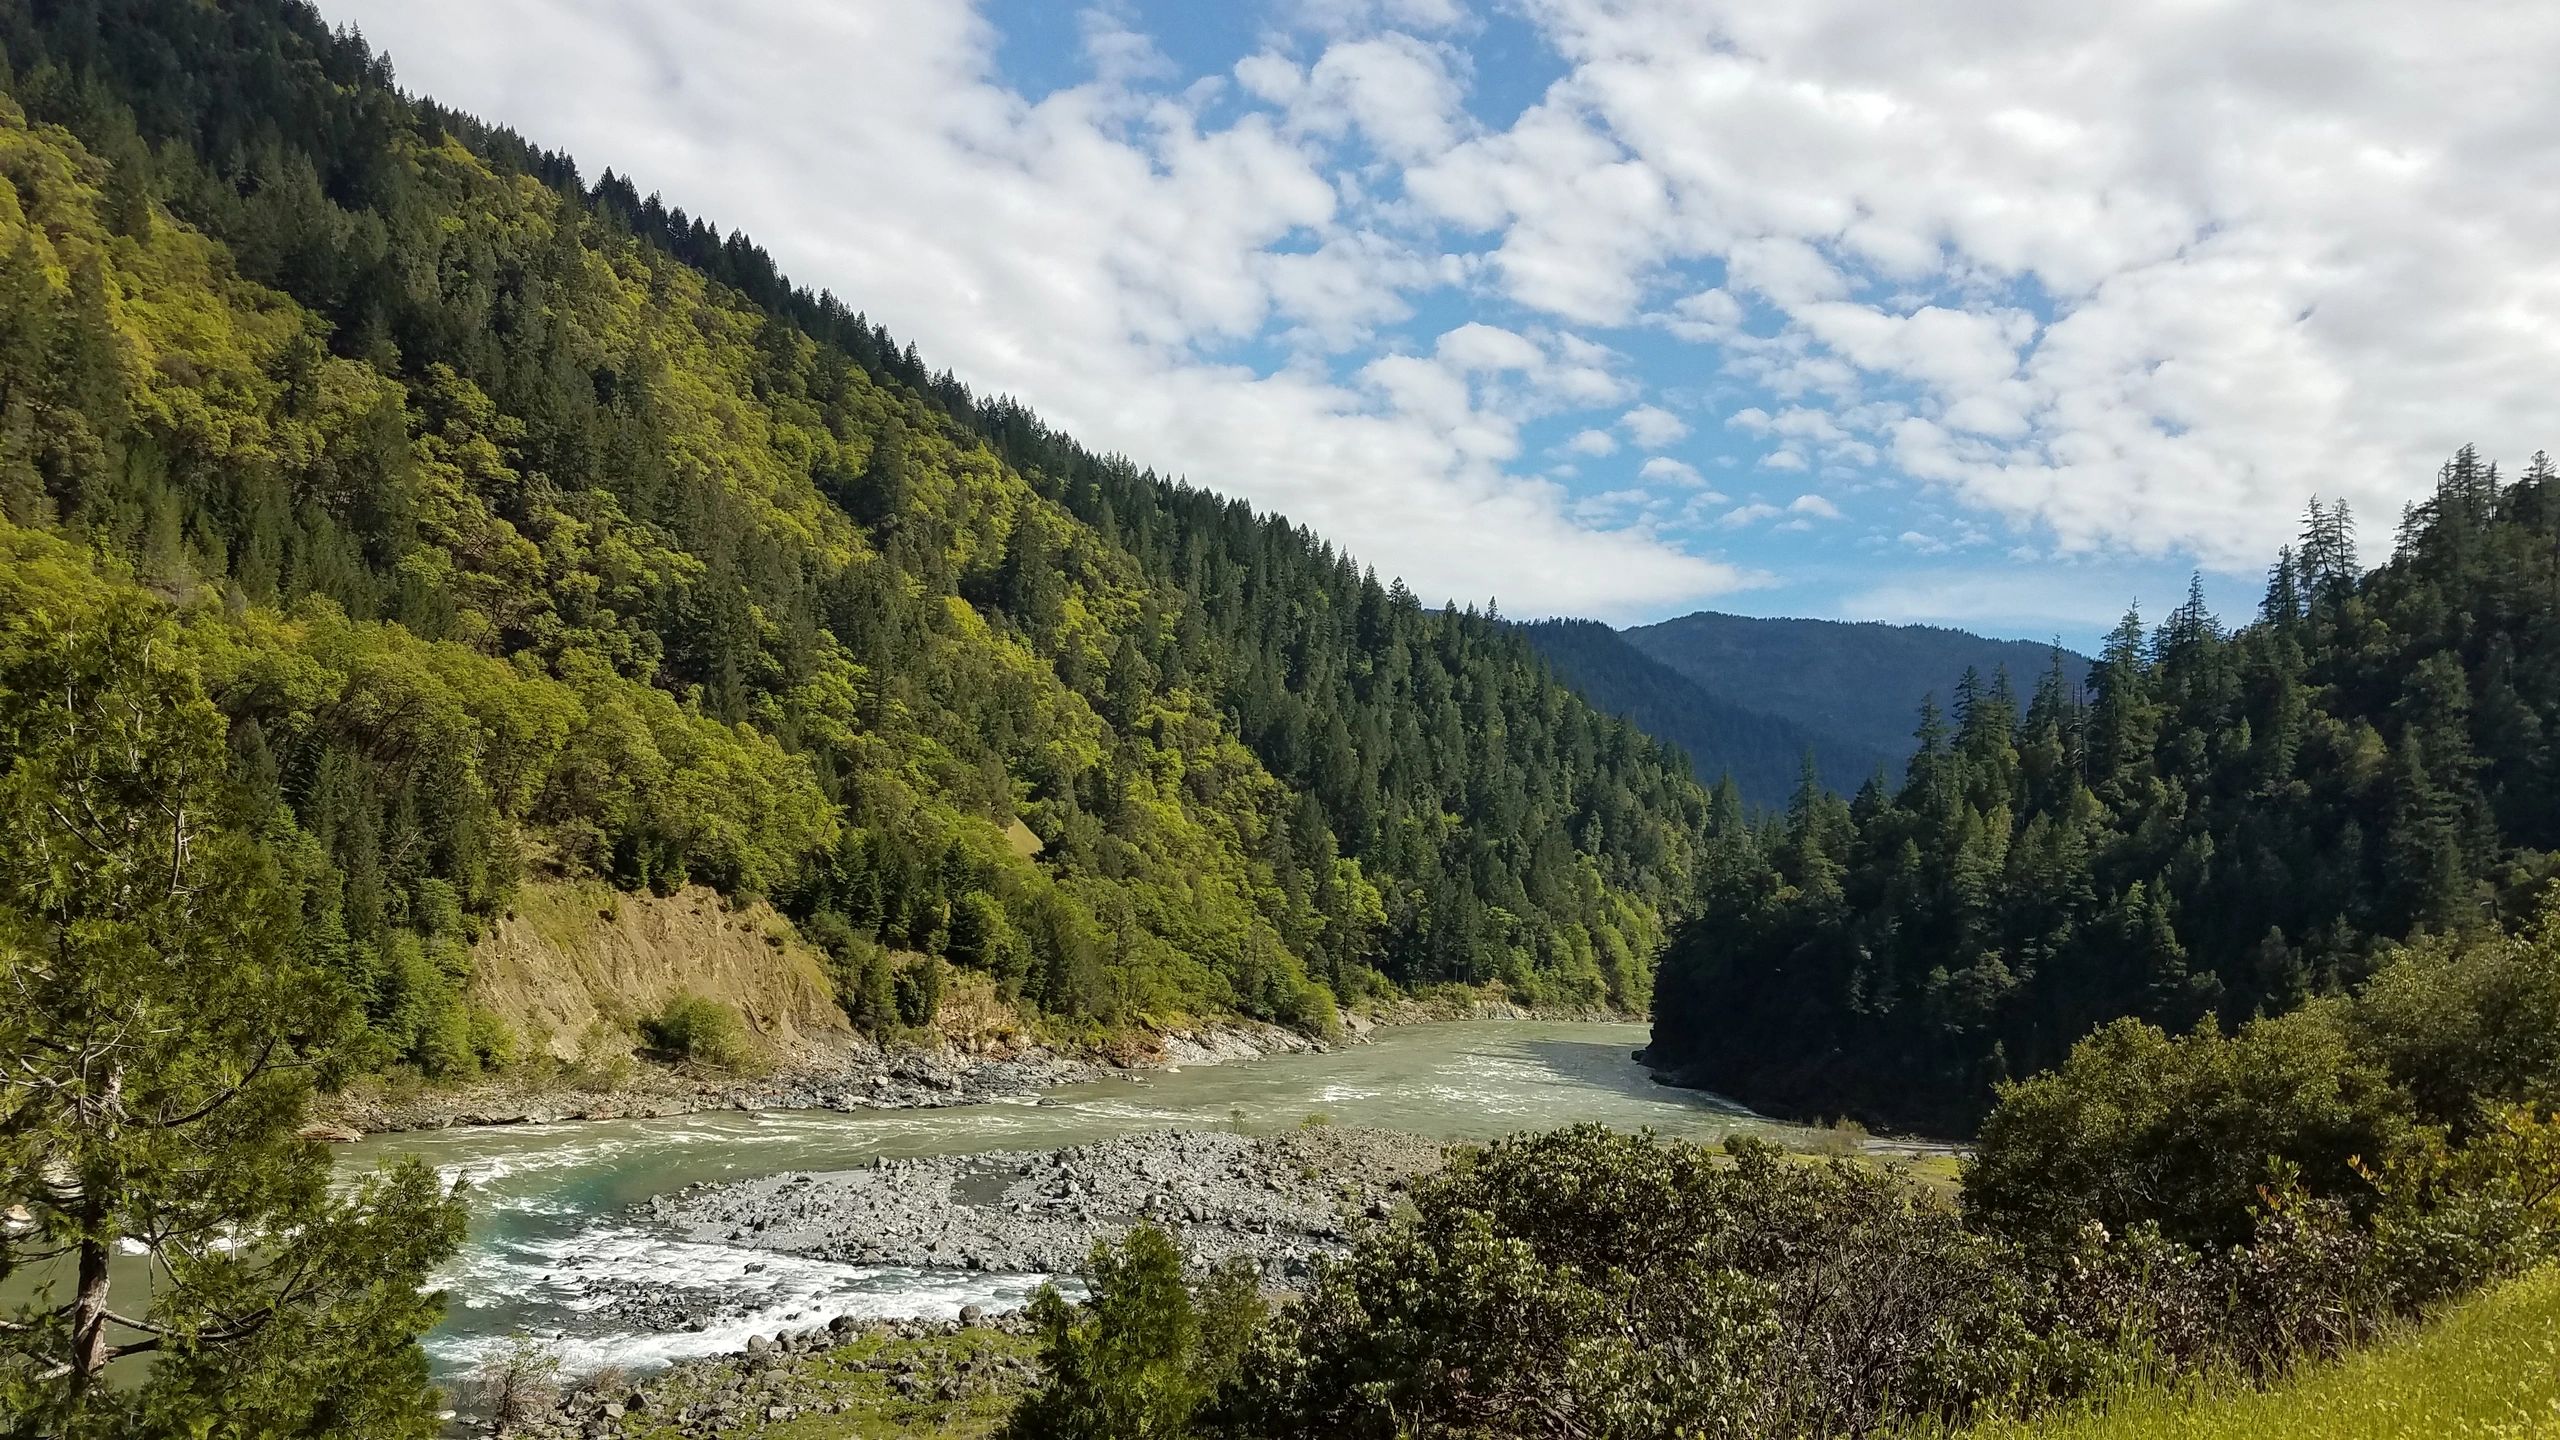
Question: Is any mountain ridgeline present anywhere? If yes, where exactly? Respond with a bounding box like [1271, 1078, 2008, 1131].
[1650, 461, 2560, 1132]
[0, 0, 1708, 1076]
[1520, 614, 2087, 808]
[1623, 610, 2091, 786]
[1514, 619, 1835, 809]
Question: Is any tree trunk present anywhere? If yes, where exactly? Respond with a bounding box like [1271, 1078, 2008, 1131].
[67, 1061, 123, 1394]
[68, 1223, 111, 1392]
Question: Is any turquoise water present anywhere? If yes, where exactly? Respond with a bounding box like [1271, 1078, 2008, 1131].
[351, 1021, 1843, 1376]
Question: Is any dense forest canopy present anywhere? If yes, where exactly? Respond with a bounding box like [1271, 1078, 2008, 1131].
[0, 0, 1712, 1075]
[1651, 452, 2560, 1132]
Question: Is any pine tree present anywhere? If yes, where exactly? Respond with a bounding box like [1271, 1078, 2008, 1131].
[0, 589, 464, 1437]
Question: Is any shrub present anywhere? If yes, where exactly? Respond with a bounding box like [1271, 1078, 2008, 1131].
[1964, 1009, 2418, 1250]
[469, 1338, 560, 1435]
[1213, 1126, 2045, 1440]
[2349, 892, 2560, 1131]
[1004, 1224, 1263, 1440]
[467, 1006, 518, 1070]
[1275, 978, 1340, 1041]
[895, 953, 946, 1029]
[639, 992, 750, 1069]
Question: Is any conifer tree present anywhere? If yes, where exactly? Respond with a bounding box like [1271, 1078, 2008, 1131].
[0, 582, 464, 1437]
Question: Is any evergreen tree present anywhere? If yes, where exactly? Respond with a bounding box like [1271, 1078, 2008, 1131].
[0, 583, 463, 1437]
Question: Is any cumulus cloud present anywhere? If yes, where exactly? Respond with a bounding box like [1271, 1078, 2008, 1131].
[1620, 403, 1690, 448]
[1789, 494, 1842, 519]
[1442, 0, 2560, 566]
[318, 0, 2560, 628]
[323, 0, 1745, 619]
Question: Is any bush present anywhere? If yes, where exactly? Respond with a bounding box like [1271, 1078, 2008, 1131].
[467, 1006, 518, 1070]
[1964, 1010, 2418, 1249]
[468, 1338, 560, 1434]
[1003, 1224, 1263, 1440]
[1214, 1126, 2045, 1440]
[2349, 892, 2560, 1130]
[895, 953, 946, 1029]
[1275, 978, 1340, 1041]
[639, 992, 750, 1069]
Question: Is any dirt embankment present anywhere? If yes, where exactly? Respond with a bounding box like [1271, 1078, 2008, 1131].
[468, 879, 850, 1062]
[312, 879, 1612, 1136]
[315, 878, 1332, 1132]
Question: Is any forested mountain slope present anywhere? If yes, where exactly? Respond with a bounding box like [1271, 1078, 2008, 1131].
[1517, 618, 1851, 809]
[0, 0, 1708, 1079]
[1626, 611, 2089, 780]
[1650, 464, 2560, 1132]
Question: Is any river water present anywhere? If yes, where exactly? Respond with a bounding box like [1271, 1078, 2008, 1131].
[356, 1021, 1839, 1378]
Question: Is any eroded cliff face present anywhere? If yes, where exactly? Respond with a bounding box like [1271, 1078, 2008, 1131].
[470, 879, 851, 1063]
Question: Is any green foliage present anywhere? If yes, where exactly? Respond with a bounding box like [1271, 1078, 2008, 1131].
[895, 952, 948, 1030]
[1965, 1011, 2419, 1250]
[1656, 455, 2560, 1132]
[0, 580, 464, 1436]
[1968, 894, 2560, 1253]
[0, 0, 1712, 1071]
[1216, 1126, 2049, 1440]
[2347, 890, 2560, 1131]
[639, 992, 751, 1070]
[1005, 1224, 1264, 1440]
[1970, 1263, 2560, 1440]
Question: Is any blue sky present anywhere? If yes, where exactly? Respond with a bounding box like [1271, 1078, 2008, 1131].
[327, 0, 2560, 653]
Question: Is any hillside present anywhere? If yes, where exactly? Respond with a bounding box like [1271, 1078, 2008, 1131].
[1650, 465, 2560, 1133]
[1625, 611, 2090, 779]
[0, 0, 1710, 1084]
[1517, 619, 1860, 809]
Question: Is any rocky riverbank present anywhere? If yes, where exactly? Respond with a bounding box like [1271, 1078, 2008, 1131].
[324, 1020, 1325, 1134]
[643, 1125, 1449, 1287]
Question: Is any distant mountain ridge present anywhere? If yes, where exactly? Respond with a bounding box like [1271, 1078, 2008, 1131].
[1525, 612, 2091, 808]
[1517, 621, 1883, 809]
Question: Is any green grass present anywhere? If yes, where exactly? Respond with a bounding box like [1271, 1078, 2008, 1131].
[1972, 1266, 2560, 1440]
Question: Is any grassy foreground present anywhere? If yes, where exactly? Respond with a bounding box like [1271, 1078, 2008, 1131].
[1974, 1266, 2560, 1440]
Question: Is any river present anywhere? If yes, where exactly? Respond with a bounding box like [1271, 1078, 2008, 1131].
[355, 1020, 1845, 1379]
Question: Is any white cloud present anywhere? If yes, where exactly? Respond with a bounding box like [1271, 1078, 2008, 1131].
[1435, 322, 1542, 373]
[1721, 502, 1783, 526]
[1639, 456, 1703, 486]
[1564, 428, 1618, 456]
[1838, 569, 2150, 636]
[1448, 0, 2560, 566]
[316, 0, 2560, 629]
[1789, 493, 1842, 519]
[1297, 34, 1469, 161]
[321, 0, 1745, 619]
[1620, 403, 1690, 448]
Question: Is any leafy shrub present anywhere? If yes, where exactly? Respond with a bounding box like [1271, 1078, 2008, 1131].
[1214, 1126, 2046, 1440]
[464, 1007, 518, 1070]
[1274, 977, 1340, 1041]
[895, 953, 946, 1029]
[1965, 1010, 2418, 1249]
[1004, 1224, 1263, 1440]
[2349, 892, 2560, 1130]
[639, 992, 750, 1069]
[469, 1338, 560, 1433]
